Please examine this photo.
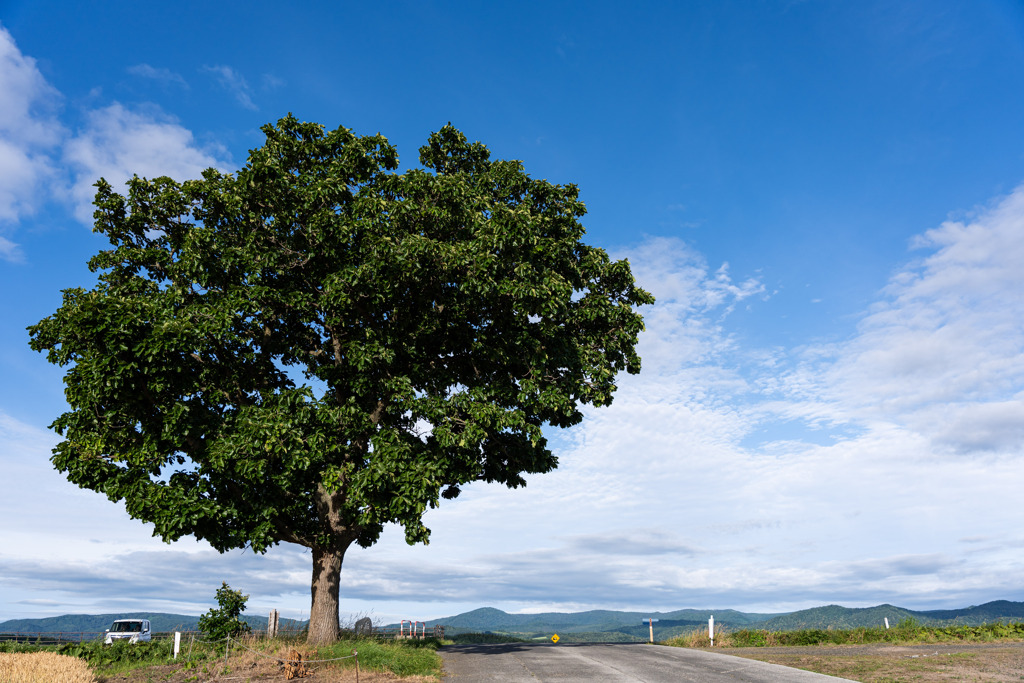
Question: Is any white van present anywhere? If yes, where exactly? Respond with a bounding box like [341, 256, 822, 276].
[104, 619, 152, 644]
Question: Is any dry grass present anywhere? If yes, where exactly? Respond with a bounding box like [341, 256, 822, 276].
[0, 651, 98, 683]
[666, 625, 729, 648]
[718, 642, 1024, 682]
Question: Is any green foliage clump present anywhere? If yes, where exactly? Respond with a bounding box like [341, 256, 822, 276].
[198, 583, 252, 641]
[730, 629, 770, 647]
[0, 642, 40, 654]
[67, 640, 174, 667]
[926, 621, 1024, 642]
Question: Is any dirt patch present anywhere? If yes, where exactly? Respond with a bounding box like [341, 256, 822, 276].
[717, 640, 1024, 682]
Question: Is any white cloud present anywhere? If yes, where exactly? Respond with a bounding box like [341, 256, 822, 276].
[792, 185, 1024, 455]
[62, 103, 231, 223]
[203, 64, 257, 110]
[0, 24, 64, 231]
[0, 26, 233, 249]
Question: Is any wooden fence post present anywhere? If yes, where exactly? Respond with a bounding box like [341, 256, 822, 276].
[268, 609, 279, 638]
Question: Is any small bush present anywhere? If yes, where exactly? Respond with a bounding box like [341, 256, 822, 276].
[731, 629, 770, 647]
[198, 582, 252, 641]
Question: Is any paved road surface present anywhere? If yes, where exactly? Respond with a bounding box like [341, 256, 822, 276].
[440, 643, 857, 682]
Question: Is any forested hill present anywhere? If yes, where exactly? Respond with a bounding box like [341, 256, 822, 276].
[756, 600, 1024, 631]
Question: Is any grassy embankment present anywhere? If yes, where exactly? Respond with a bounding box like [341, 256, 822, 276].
[0, 633, 445, 680]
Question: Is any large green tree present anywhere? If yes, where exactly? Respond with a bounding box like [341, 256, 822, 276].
[29, 116, 653, 644]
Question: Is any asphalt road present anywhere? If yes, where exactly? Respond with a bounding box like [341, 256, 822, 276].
[440, 643, 858, 682]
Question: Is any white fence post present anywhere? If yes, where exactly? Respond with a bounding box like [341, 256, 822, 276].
[173, 632, 181, 659]
[709, 615, 714, 647]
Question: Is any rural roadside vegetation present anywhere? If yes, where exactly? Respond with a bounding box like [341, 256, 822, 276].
[663, 617, 1024, 648]
[0, 584, 445, 682]
[0, 632, 446, 681]
[664, 618, 1024, 682]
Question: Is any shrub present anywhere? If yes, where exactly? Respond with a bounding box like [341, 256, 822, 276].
[731, 629, 770, 647]
[198, 582, 252, 641]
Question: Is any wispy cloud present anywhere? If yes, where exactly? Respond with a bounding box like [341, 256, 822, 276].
[0, 234, 23, 262]
[261, 73, 285, 90]
[781, 185, 1024, 454]
[127, 63, 188, 89]
[203, 64, 257, 110]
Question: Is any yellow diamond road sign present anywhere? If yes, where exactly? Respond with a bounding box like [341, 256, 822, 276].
[551, 634, 560, 643]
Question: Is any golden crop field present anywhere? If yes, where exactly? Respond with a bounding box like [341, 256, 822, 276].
[0, 651, 97, 683]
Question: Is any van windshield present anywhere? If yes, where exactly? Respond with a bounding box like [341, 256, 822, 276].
[111, 621, 143, 632]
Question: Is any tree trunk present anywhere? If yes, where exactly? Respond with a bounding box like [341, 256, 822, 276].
[307, 545, 348, 645]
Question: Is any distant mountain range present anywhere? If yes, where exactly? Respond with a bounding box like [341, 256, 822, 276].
[3, 601, 1022, 642]
[411, 600, 1024, 642]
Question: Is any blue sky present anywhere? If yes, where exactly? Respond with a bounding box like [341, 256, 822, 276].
[2, 0, 1024, 625]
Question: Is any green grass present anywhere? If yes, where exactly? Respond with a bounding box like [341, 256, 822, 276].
[316, 636, 443, 677]
[662, 619, 1024, 649]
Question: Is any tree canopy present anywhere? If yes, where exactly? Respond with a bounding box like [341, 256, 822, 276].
[29, 115, 653, 643]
